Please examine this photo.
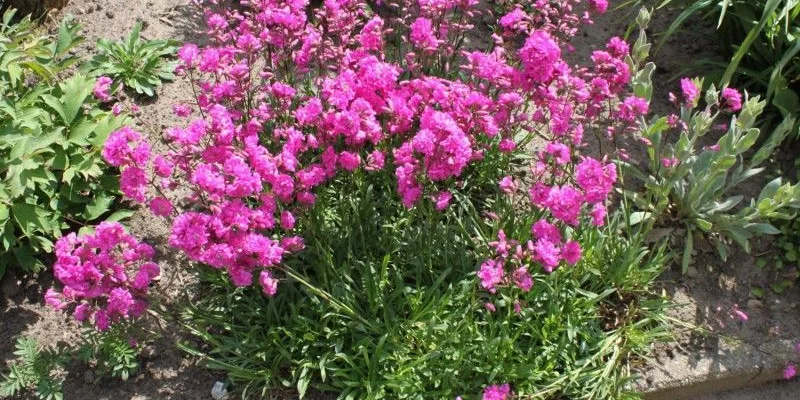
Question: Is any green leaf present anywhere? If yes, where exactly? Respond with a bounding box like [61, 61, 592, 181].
[105, 210, 134, 222]
[773, 87, 799, 117]
[83, 195, 114, 221]
[11, 202, 47, 237]
[297, 367, 310, 399]
[628, 211, 652, 225]
[682, 231, 694, 275]
[58, 75, 94, 126]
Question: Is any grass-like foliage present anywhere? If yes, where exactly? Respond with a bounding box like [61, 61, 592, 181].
[86, 21, 178, 97]
[0, 10, 132, 277]
[182, 171, 669, 399]
[0, 337, 69, 400]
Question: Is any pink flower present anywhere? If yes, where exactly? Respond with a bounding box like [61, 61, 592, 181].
[680, 78, 700, 106]
[103, 127, 151, 167]
[149, 197, 173, 217]
[721, 88, 742, 112]
[46, 222, 160, 330]
[562, 241, 581, 265]
[484, 302, 496, 313]
[618, 96, 649, 122]
[731, 305, 748, 322]
[44, 288, 66, 310]
[482, 383, 510, 400]
[519, 31, 561, 84]
[94, 76, 113, 102]
[259, 270, 278, 297]
[410, 18, 438, 50]
[575, 158, 616, 204]
[531, 220, 562, 243]
[478, 259, 504, 292]
[338, 151, 361, 171]
[589, 0, 609, 14]
[173, 104, 192, 117]
[365, 150, 385, 171]
[591, 203, 607, 226]
[499, 176, 517, 194]
[513, 267, 533, 292]
[784, 363, 797, 380]
[661, 157, 679, 168]
[280, 211, 296, 230]
[435, 191, 453, 210]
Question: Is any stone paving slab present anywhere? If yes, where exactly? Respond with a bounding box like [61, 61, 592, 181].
[639, 338, 797, 399]
[695, 379, 800, 400]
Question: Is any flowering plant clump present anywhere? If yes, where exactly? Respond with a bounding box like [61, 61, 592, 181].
[45, 222, 160, 331]
[48, 0, 665, 396]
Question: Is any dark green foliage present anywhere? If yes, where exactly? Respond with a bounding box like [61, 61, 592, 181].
[0, 10, 132, 277]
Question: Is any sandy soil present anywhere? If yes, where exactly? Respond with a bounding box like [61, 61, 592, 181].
[1, 1, 797, 399]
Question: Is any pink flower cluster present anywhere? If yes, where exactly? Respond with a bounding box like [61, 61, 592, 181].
[93, 76, 113, 102]
[482, 383, 511, 400]
[45, 222, 160, 331]
[92, 0, 631, 299]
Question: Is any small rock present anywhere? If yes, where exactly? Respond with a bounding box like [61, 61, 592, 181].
[95, 4, 102, 11]
[686, 266, 698, 278]
[83, 370, 94, 384]
[747, 299, 763, 309]
[86, 7, 93, 14]
[105, 10, 114, 19]
[211, 381, 229, 400]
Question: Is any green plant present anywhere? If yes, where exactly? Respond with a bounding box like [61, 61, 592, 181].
[0, 337, 69, 400]
[85, 21, 178, 97]
[77, 325, 141, 382]
[0, 11, 133, 277]
[180, 170, 670, 399]
[619, 0, 800, 130]
[622, 80, 800, 272]
[0, 9, 83, 86]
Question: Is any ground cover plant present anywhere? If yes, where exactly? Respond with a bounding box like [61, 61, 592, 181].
[0, 9, 132, 277]
[35, 0, 679, 396]
[14, 0, 799, 398]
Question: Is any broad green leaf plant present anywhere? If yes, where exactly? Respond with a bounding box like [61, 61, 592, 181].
[0, 10, 132, 276]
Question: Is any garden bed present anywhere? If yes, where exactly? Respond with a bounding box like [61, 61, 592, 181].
[1, 1, 798, 399]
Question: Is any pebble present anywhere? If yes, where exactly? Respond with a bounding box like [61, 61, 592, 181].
[747, 299, 763, 309]
[105, 10, 115, 19]
[211, 381, 229, 400]
[686, 266, 698, 278]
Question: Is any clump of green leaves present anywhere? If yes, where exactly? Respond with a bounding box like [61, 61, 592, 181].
[0, 337, 69, 400]
[623, 81, 800, 272]
[77, 325, 140, 382]
[86, 21, 178, 97]
[0, 11, 133, 277]
[181, 170, 670, 399]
